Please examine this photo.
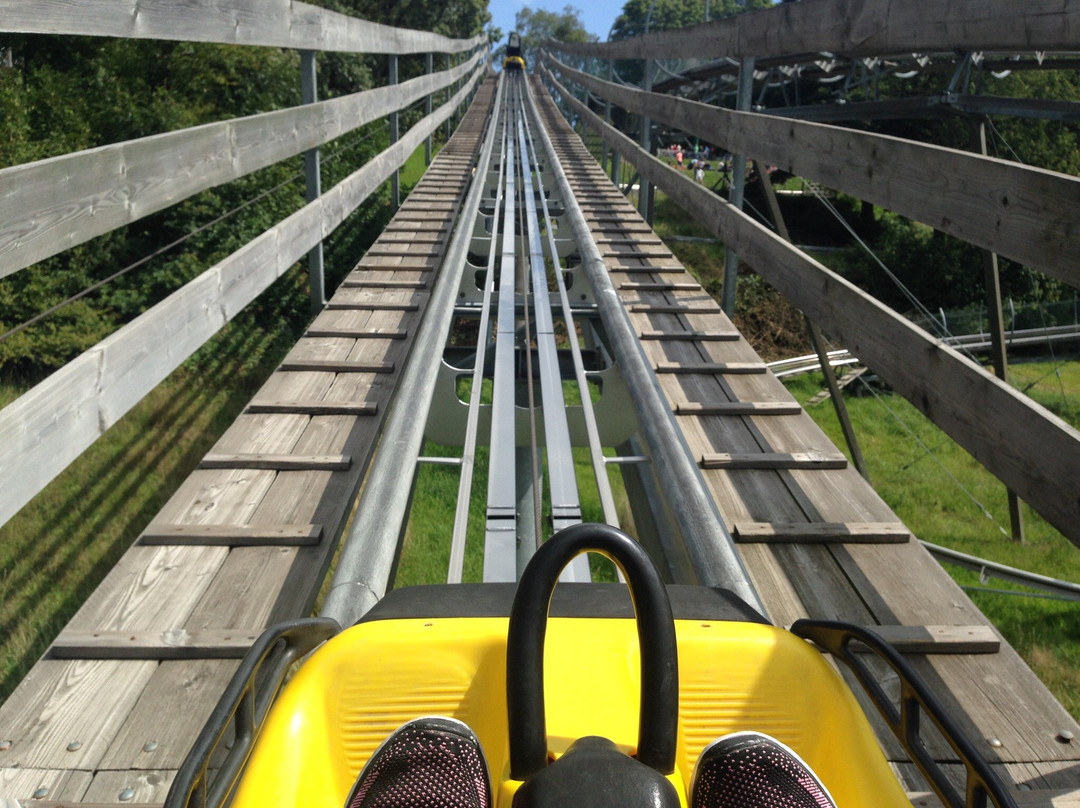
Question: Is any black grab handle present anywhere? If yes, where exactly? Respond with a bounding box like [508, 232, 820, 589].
[507, 523, 679, 780]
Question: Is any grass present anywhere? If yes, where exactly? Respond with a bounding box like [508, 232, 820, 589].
[784, 364, 1080, 717]
[0, 300, 302, 701]
[0, 143, 435, 702]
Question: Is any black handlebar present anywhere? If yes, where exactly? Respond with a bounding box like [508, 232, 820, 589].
[506, 523, 679, 779]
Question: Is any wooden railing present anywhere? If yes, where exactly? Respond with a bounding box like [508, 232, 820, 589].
[0, 0, 488, 529]
[541, 0, 1080, 547]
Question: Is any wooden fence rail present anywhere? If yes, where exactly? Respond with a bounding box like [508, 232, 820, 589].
[0, 0, 485, 54]
[543, 54, 1080, 291]
[546, 0, 1080, 62]
[0, 50, 485, 277]
[541, 63, 1080, 547]
[0, 63, 486, 530]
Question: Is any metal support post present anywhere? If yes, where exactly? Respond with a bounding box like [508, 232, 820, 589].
[754, 162, 869, 480]
[389, 54, 400, 210]
[639, 58, 653, 222]
[974, 120, 1025, 542]
[446, 54, 453, 139]
[602, 60, 614, 174]
[720, 56, 754, 316]
[425, 53, 434, 165]
[300, 50, 325, 311]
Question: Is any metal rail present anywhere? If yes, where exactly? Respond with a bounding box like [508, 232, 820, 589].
[524, 76, 767, 617]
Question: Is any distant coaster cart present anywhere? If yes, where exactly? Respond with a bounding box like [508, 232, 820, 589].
[504, 32, 525, 71]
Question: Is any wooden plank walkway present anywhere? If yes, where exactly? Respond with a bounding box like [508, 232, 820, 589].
[0, 79, 497, 806]
[532, 77, 1080, 805]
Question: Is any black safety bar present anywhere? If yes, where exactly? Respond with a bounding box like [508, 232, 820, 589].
[164, 617, 340, 808]
[791, 620, 1018, 808]
[507, 523, 679, 780]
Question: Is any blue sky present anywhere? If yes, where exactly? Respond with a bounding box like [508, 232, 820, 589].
[488, 0, 624, 43]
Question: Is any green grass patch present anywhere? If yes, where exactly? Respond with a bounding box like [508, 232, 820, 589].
[0, 302, 303, 702]
[785, 362, 1080, 717]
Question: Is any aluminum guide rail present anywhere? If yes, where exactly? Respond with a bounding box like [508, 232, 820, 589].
[523, 75, 767, 617]
[484, 75, 523, 582]
[520, 95, 621, 531]
[449, 91, 509, 584]
[320, 78, 503, 627]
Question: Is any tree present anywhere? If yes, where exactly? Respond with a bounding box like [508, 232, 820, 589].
[610, 0, 770, 41]
[513, 6, 596, 69]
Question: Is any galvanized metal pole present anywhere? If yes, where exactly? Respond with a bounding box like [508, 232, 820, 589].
[524, 82, 767, 619]
[425, 53, 434, 165]
[975, 120, 1025, 543]
[639, 58, 653, 222]
[446, 54, 453, 140]
[609, 58, 621, 186]
[604, 60, 613, 173]
[720, 56, 754, 316]
[300, 50, 325, 311]
[321, 77, 504, 626]
[389, 54, 400, 210]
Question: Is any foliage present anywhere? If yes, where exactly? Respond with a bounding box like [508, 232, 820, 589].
[610, 0, 770, 40]
[609, 0, 770, 84]
[511, 5, 596, 68]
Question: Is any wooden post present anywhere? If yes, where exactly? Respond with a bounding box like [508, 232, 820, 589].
[389, 54, 400, 210]
[425, 53, 434, 165]
[300, 50, 325, 311]
[755, 162, 869, 480]
[975, 119, 1025, 542]
[720, 55, 754, 316]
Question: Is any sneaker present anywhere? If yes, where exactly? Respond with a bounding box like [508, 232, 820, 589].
[344, 716, 491, 808]
[690, 731, 837, 808]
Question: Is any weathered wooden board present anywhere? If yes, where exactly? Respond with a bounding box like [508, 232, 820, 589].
[545, 0, 1080, 61]
[0, 767, 92, 803]
[0, 660, 157, 770]
[0, 66, 485, 532]
[864, 625, 999, 654]
[64, 546, 229, 633]
[50, 631, 257, 660]
[545, 65, 1080, 546]
[701, 452, 848, 469]
[676, 401, 802, 415]
[0, 0, 485, 54]
[546, 56, 1080, 289]
[139, 522, 322, 546]
[732, 521, 910, 543]
[98, 660, 239, 771]
[0, 52, 484, 276]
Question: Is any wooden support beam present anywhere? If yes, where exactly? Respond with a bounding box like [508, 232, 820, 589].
[244, 400, 378, 415]
[339, 279, 428, 289]
[1, 1, 486, 53]
[50, 629, 262, 660]
[304, 328, 408, 339]
[864, 625, 1000, 654]
[700, 452, 848, 470]
[278, 359, 394, 373]
[324, 301, 420, 312]
[641, 331, 741, 342]
[629, 304, 720, 314]
[543, 65, 1080, 545]
[0, 53, 485, 277]
[547, 55, 1080, 290]
[139, 523, 324, 546]
[199, 454, 351, 471]
[733, 521, 910, 543]
[655, 362, 767, 375]
[546, 0, 1080, 63]
[676, 401, 802, 415]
